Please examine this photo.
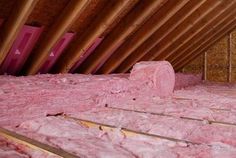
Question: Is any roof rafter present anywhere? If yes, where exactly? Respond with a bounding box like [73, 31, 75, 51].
[24, 0, 90, 75]
[54, 0, 132, 73]
[96, 0, 190, 74]
[0, 0, 39, 65]
[115, 0, 207, 73]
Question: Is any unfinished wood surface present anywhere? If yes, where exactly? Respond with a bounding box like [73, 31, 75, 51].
[94, 0, 190, 74]
[172, 11, 236, 68]
[75, 0, 167, 74]
[0, 0, 38, 65]
[24, 0, 89, 75]
[0, 126, 78, 158]
[228, 33, 232, 82]
[168, 1, 236, 64]
[203, 52, 207, 80]
[140, 0, 223, 62]
[175, 20, 236, 71]
[54, 0, 131, 73]
[115, 0, 207, 73]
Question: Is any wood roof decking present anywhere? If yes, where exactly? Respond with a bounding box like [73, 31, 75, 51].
[0, 0, 235, 75]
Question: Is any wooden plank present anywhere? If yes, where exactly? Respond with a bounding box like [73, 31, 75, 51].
[203, 51, 207, 80]
[89, 0, 190, 74]
[24, 0, 90, 75]
[168, 2, 236, 64]
[64, 115, 198, 145]
[174, 20, 236, 71]
[77, 0, 168, 74]
[54, 0, 132, 73]
[227, 33, 232, 82]
[111, 0, 207, 73]
[0, 127, 79, 158]
[106, 106, 236, 127]
[140, 0, 224, 61]
[0, 0, 38, 65]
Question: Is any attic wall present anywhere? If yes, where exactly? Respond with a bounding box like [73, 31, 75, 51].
[183, 29, 236, 82]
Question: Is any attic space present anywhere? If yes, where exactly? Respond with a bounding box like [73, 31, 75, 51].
[0, 0, 236, 157]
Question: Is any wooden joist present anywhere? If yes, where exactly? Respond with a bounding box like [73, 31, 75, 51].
[65, 115, 198, 145]
[174, 19, 236, 71]
[24, 0, 90, 75]
[0, 0, 38, 65]
[77, 0, 168, 74]
[0, 127, 78, 158]
[115, 0, 207, 73]
[94, 0, 190, 74]
[140, 0, 223, 62]
[168, 1, 236, 64]
[106, 106, 236, 127]
[54, 0, 132, 73]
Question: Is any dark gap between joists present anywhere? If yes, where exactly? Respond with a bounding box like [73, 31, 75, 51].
[0, 126, 79, 158]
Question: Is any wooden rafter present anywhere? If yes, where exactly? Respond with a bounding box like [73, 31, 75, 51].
[54, 0, 131, 73]
[171, 12, 236, 68]
[174, 20, 236, 71]
[77, 0, 168, 74]
[24, 0, 90, 75]
[140, 0, 223, 62]
[95, 0, 190, 74]
[0, 0, 38, 65]
[115, 0, 207, 73]
[166, 1, 236, 63]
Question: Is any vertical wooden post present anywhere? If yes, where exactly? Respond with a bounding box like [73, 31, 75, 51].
[227, 33, 232, 82]
[203, 51, 207, 80]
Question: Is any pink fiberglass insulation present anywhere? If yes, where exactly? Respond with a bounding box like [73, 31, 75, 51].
[130, 61, 175, 97]
[174, 73, 202, 90]
[1, 61, 236, 157]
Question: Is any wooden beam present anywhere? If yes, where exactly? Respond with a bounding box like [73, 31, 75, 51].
[0, 127, 78, 158]
[91, 0, 190, 74]
[24, 0, 90, 75]
[175, 20, 236, 71]
[203, 51, 207, 80]
[0, 0, 38, 65]
[140, 0, 223, 62]
[115, 0, 207, 73]
[172, 15, 236, 69]
[77, 0, 168, 74]
[54, 0, 132, 73]
[157, 0, 236, 60]
[227, 33, 232, 82]
[167, 1, 236, 63]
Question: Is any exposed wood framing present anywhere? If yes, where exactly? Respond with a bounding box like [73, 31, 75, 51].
[227, 33, 232, 82]
[203, 51, 207, 80]
[0, 127, 78, 158]
[168, 1, 236, 64]
[54, 0, 131, 73]
[0, 0, 38, 65]
[140, 0, 223, 61]
[115, 0, 207, 73]
[96, 0, 190, 74]
[24, 0, 90, 75]
[77, 0, 168, 74]
[175, 20, 236, 71]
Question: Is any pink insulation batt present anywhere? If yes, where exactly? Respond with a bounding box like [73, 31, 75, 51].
[0, 61, 236, 157]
